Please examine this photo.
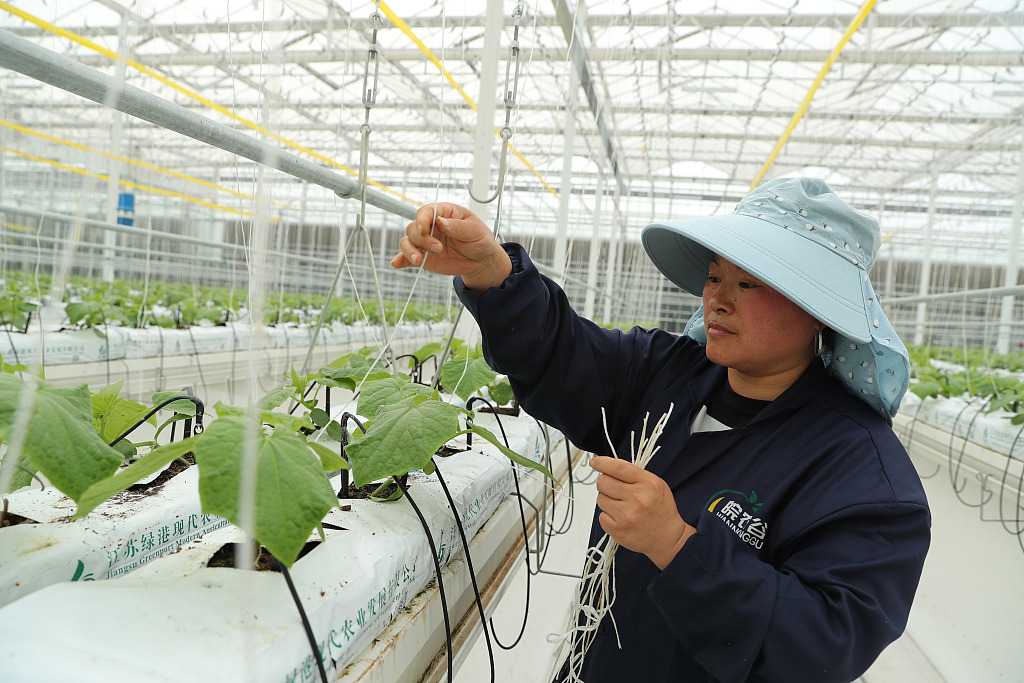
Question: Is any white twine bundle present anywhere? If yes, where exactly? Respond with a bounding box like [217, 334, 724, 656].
[547, 403, 675, 682]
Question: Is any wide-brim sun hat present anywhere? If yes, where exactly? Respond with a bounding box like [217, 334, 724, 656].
[641, 176, 909, 421]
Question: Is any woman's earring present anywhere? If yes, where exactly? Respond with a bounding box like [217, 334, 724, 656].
[814, 328, 824, 358]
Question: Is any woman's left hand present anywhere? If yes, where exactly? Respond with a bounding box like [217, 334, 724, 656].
[590, 456, 696, 570]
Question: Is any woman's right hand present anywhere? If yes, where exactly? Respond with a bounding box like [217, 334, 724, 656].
[391, 202, 512, 292]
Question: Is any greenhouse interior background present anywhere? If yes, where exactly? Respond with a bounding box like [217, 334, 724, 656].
[0, 0, 1022, 681]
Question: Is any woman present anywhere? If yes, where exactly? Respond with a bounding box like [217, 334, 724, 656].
[392, 177, 930, 683]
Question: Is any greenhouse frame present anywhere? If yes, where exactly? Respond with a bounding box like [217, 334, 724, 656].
[0, 1, 1022, 681]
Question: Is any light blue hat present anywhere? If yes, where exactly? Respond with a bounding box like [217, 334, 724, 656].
[640, 176, 909, 421]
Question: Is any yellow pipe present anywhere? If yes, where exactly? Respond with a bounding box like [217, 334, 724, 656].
[0, 119, 292, 210]
[0, 2, 415, 204]
[749, 0, 878, 190]
[0, 146, 273, 220]
[379, 1, 559, 199]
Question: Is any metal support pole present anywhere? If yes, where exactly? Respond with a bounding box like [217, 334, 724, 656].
[603, 184, 622, 324]
[583, 169, 605, 319]
[997, 144, 1024, 355]
[553, 68, 578, 286]
[0, 28, 417, 221]
[878, 194, 896, 298]
[468, 0, 504, 223]
[914, 175, 937, 346]
[101, 16, 131, 282]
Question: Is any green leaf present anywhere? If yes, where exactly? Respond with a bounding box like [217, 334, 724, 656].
[112, 440, 136, 459]
[307, 440, 348, 471]
[409, 342, 444, 367]
[440, 357, 498, 401]
[256, 383, 295, 411]
[487, 379, 515, 407]
[92, 381, 155, 444]
[316, 365, 391, 391]
[326, 353, 356, 370]
[263, 411, 313, 434]
[309, 408, 329, 428]
[194, 416, 338, 567]
[289, 367, 308, 401]
[345, 395, 465, 487]
[461, 424, 555, 481]
[65, 301, 104, 327]
[0, 375, 122, 499]
[1, 357, 27, 375]
[151, 391, 198, 417]
[447, 338, 468, 359]
[212, 401, 245, 418]
[154, 413, 194, 441]
[357, 376, 431, 420]
[73, 437, 197, 518]
[7, 465, 35, 492]
[910, 381, 944, 400]
[370, 480, 404, 502]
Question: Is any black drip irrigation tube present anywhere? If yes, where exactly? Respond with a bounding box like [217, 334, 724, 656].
[2, 313, 25, 365]
[249, 392, 580, 683]
[466, 397, 537, 650]
[108, 392, 205, 448]
[433, 459, 496, 683]
[394, 353, 423, 384]
[392, 474, 454, 683]
[336, 412, 365, 499]
[272, 558, 330, 683]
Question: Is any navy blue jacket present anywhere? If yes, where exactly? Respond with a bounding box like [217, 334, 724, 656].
[456, 244, 930, 683]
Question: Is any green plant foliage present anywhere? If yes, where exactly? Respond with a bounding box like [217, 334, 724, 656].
[91, 380, 156, 454]
[73, 437, 196, 519]
[306, 440, 348, 472]
[0, 375, 122, 499]
[317, 365, 392, 391]
[345, 393, 554, 488]
[440, 356, 498, 401]
[408, 342, 445, 367]
[151, 391, 199, 417]
[906, 343, 1024, 423]
[151, 391, 201, 441]
[487, 378, 515, 406]
[214, 401, 313, 435]
[0, 352, 26, 375]
[194, 415, 339, 567]
[0, 267, 454, 332]
[65, 301, 106, 328]
[0, 293, 37, 330]
[346, 394, 462, 487]
[358, 376, 433, 419]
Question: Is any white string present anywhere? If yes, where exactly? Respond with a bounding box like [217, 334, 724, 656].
[549, 403, 674, 682]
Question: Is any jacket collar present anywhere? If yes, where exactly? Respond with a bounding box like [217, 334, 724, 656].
[686, 359, 834, 428]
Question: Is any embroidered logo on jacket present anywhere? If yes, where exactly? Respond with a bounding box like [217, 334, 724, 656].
[706, 490, 767, 550]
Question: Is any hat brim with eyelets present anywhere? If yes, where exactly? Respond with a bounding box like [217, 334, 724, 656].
[642, 213, 873, 343]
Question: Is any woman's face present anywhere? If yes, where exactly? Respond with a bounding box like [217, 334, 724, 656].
[702, 255, 821, 393]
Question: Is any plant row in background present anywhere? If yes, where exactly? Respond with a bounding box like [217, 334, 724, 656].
[0, 338, 549, 567]
[0, 268, 457, 331]
[908, 343, 1024, 424]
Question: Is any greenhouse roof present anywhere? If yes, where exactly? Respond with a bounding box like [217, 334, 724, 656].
[1, 0, 1021, 236]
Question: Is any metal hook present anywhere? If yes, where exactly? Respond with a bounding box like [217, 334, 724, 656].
[468, 126, 513, 204]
